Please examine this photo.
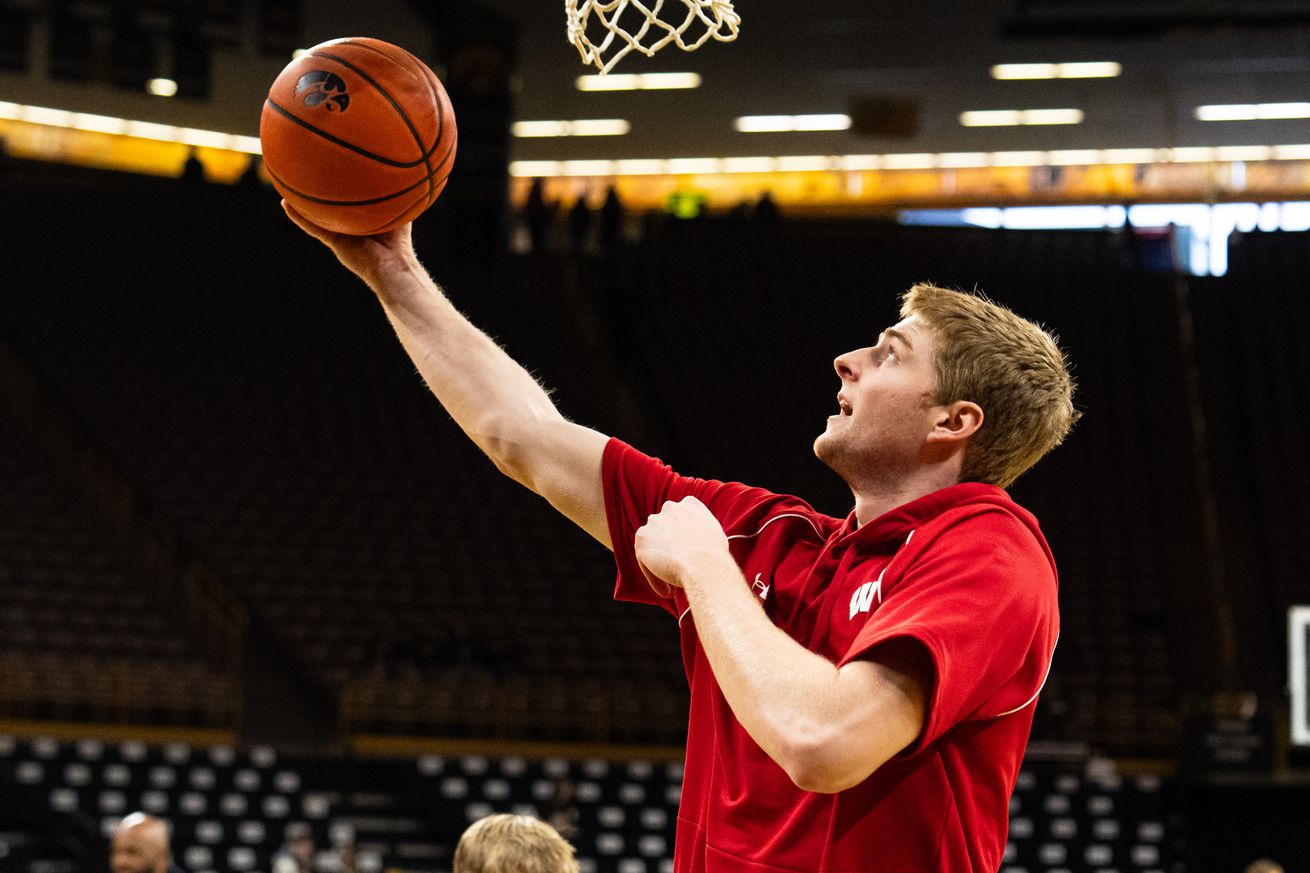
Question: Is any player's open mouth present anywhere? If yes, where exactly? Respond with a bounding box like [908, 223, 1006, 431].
[837, 395, 853, 416]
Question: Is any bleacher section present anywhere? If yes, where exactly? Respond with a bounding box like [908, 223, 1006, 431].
[0, 174, 682, 743]
[0, 735, 1185, 873]
[0, 412, 237, 728]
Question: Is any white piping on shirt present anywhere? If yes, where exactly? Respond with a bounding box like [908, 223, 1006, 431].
[676, 513, 825, 626]
[725, 512, 825, 543]
[991, 631, 1060, 718]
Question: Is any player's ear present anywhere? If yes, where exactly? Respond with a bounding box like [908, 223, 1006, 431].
[927, 400, 982, 445]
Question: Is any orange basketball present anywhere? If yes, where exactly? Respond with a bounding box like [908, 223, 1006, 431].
[260, 37, 457, 236]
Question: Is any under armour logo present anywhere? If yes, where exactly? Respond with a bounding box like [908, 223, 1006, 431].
[295, 71, 350, 112]
[849, 577, 882, 619]
[752, 573, 770, 601]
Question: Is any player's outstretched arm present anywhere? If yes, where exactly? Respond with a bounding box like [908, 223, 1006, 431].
[284, 203, 612, 549]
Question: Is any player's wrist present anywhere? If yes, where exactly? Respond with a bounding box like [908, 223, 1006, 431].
[365, 252, 427, 299]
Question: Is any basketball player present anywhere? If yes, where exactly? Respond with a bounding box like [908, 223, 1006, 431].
[283, 205, 1077, 872]
[454, 814, 580, 873]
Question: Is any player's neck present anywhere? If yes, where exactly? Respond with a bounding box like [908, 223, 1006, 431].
[850, 468, 961, 527]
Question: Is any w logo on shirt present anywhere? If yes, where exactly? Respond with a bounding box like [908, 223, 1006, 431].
[849, 573, 884, 620]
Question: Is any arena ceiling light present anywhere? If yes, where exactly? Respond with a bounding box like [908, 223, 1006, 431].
[505, 143, 1310, 177]
[1195, 102, 1310, 121]
[991, 62, 1122, 80]
[575, 72, 702, 91]
[734, 114, 852, 133]
[0, 100, 262, 153]
[511, 119, 630, 137]
[960, 108, 1084, 126]
[147, 78, 179, 97]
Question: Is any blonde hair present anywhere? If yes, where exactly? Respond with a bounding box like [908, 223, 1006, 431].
[900, 283, 1079, 488]
[453, 815, 580, 873]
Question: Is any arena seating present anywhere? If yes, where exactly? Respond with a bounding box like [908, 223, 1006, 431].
[1201, 231, 1310, 623]
[0, 734, 1184, 873]
[0, 412, 237, 728]
[0, 175, 684, 742]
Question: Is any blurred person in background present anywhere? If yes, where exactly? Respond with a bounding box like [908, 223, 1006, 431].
[273, 822, 316, 873]
[110, 812, 184, 873]
[454, 814, 579, 873]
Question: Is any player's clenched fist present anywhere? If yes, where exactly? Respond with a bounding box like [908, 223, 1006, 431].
[634, 497, 733, 594]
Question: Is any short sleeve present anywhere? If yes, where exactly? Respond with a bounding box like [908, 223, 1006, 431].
[602, 439, 787, 618]
[839, 510, 1059, 755]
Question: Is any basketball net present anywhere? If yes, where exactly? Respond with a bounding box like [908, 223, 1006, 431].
[565, 0, 740, 75]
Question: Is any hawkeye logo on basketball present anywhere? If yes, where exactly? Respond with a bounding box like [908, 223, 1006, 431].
[296, 71, 350, 112]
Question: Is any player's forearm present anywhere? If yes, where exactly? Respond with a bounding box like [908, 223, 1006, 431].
[368, 256, 565, 472]
[679, 559, 866, 791]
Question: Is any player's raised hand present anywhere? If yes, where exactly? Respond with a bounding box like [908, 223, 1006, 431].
[635, 497, 734, 594]
[282, 200, 417, 288]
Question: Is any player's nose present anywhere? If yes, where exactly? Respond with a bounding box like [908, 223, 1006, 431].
[833, 350, 861, 382]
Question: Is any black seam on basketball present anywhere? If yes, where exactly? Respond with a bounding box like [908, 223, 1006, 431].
[361, 183, 437, 235]
[268, 136, 453, 206]
[264, 99, 426, 168]
[335, 40, 451, 210]
[335, 39, 421, 80]
[311, 49, 435, 204]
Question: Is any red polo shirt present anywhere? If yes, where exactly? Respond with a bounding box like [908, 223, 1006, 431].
[602, 439, 1059, 873]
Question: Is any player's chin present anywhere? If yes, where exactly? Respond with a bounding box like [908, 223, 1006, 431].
[813, 429, 840, 463]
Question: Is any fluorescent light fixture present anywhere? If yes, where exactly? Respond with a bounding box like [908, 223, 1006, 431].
[178, 128, 236, 149]
[503, 143, 1307, 178]
[1048, 150, 1102, 166]
[1023, 108, 1084, 125]
[938, 152, 990, 169]
[575, 72, 702, 91]
[1057, 62, 1122, 78]
[508, 161, 563, 177]
[961, 108, 1083, 127]
[991, 64, 1058, 80]
[722, 157, 776, 173]
[0, 101, 264, 155]
[992, 151, 1050, 167]
[511, 119, 630, 137]
[1196, 102, 1310, 121]
[148, 78, 179, 97]
[839, 155, 882, 171]
[991, 62, 1121, 80]
[793, 114, 851, 131]
[883, 153, 936, 170]
[23, 106, 73, 127]
[1170, 147, 1217, 162]
[960, 110, 1023, 127]
[71, 112, 126, 135]
[614, 159, 666, 175]
[1274, 144, 1310, 160]
[1102, 148, 1161, 164]
[570, 118, 630, 136]
[666, 158, 721, 174]
[512, 120, 569, 137]
[776, 155, 831, 172]
[562, 160, 615, 176]
[126, 120, 177, 141]
[735, 114, 850, 133]
[1216, 145, 1272, 162]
